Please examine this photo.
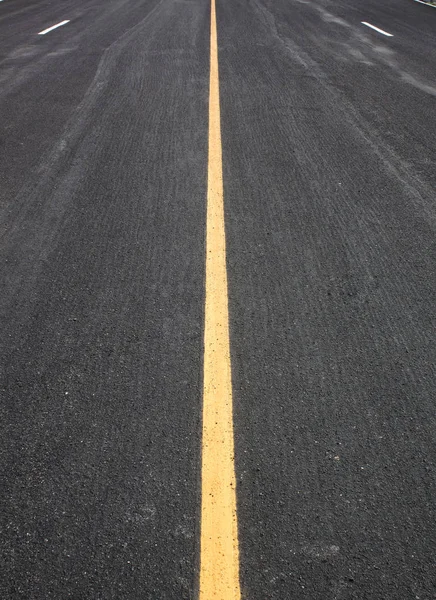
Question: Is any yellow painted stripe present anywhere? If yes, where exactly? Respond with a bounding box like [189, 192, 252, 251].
[199, 0, 241, 597]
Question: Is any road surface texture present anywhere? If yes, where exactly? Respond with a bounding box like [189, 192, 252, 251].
[1, 0, 436, 598]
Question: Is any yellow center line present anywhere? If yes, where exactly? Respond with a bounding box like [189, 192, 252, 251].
[199, 0, 241, 597]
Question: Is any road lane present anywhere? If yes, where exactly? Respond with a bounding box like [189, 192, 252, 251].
[217, 0, 436, 597]
[1, 0, 209, 597]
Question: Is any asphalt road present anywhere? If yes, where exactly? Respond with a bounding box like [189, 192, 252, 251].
[1, 0, 436, 597]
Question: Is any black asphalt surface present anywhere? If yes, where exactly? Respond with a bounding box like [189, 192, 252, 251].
[1, 0, 436, 597]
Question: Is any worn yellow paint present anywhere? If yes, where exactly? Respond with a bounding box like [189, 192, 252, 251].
[199, 0, 241, 597]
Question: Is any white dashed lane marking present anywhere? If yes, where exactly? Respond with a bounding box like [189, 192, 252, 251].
[38, 20, 70, 35]
[361, 21, 393, 37]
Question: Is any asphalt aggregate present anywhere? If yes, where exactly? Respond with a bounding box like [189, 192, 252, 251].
[1, 0, 436, 598]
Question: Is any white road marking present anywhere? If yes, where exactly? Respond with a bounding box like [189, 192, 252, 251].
[361, 21, 393, 37]
[38, 20, 70, 35]
[414, 0, 436, 7]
